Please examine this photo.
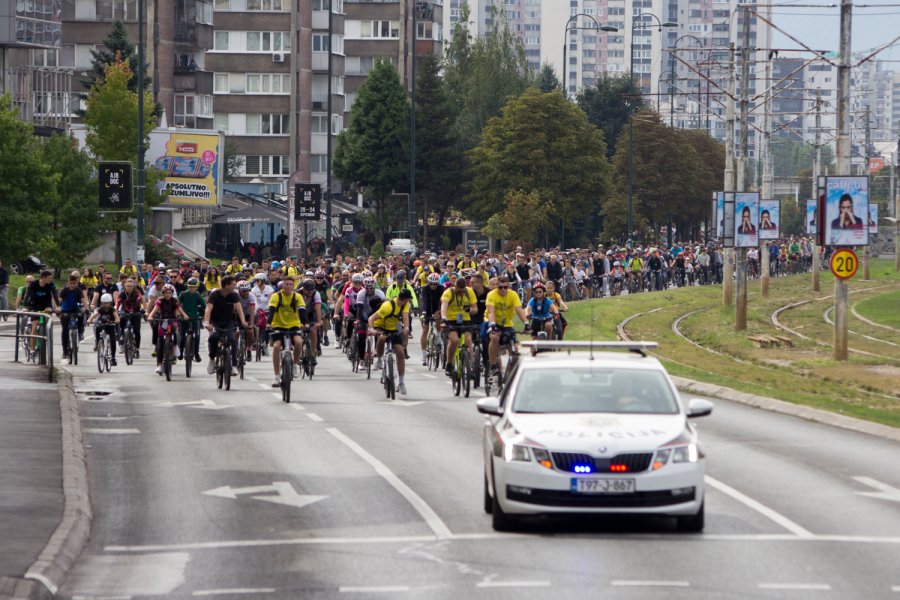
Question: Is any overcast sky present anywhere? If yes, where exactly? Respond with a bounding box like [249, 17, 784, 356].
[772, 0, 900, 60]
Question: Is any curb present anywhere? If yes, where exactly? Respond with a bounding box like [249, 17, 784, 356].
[671, 375, 900, 444]
[12, 369, 91, 599]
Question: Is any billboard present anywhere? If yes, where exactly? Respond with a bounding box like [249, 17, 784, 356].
[98, 161, 133, 211]
[758, 199, 780, 240]
[294, 183, 322, 221]
[734, 192, 759, 248]
[825, 176, 868, 246]
[151, 131, 224, 206]
[715, 191, 725, 237]
[869, 203, 878, 235]
[806, 199, 818, 236]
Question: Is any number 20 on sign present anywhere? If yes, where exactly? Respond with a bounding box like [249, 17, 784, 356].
[830, 249, 859, 280]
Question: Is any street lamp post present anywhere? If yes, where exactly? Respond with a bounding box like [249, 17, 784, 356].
[627, 13, 677, 247]
[668, 34, 704, 129]
[562, 14, 618, 97]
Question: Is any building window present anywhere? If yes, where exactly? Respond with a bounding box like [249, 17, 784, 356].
[246, 31, 290, 52]
[246, 73, 290, 94]
[214, 31, 229, 50]
[416, 21, 433, 39]
[245, 113, 290, 135]
[243, 155, 290, 176]
[247, 0, 285, 9]
[311, 154, 327, 173]
[214, 73, 229, 93]
[96, 0, 137, 20]
[215, 0, 229, 9]
[311, 114, 328, 133]
[174, 94, 213, 128]
[312, 33, 329, 52]
[32, 48, 58, 67]
[361, 20, 400, 39]
[213, 113, 229, 132]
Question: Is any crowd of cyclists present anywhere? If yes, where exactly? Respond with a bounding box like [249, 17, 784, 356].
[10, 233, 825, 396]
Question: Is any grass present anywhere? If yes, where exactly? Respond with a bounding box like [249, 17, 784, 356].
[5, 263, 120, 309]
[566, 259, 900, 429]
[855, 289, 900, 330]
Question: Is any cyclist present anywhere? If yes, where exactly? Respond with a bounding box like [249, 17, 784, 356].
[250, 273, 274, 353]
[525, 282, 559, 340]
[368, 288, 413, 395]
[627, 249, 644, 291]
[440, 275, 477, 377]
[341, 273, 365, 342]
[313, 271, 332, 346]
[385, 270, 417, 352]
[14, 275, 34, 310]
[177, 277, 205, 362]
[486, 275, 528, 377]
[146, 284, 190, 374]
[417, 272, 444, 365]
[297, 279, 321, 364]
[224, 256, 244, 276]
[268, 276, 307, 387]
[236, 281, 257, 362]
[647, 249, 665, 291]
[117, 277, 145, 358]
[203, 276, 249, 377]
[59, 275, 89, 363]
[23, 270, 59, 351]
[119, 258, 140, 280]
[92, 271, 118, 309]
[353, 276, 385, 360]
[86, 293, 120, 366]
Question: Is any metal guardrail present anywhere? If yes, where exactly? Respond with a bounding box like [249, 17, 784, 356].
[1, 310, 55, 383]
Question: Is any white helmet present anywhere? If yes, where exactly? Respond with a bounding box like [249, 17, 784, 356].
[100, 293, 113, 303]
[351, 273, 364, 284]
[427, 272, 441, 284]
[238, 281, 252, 292]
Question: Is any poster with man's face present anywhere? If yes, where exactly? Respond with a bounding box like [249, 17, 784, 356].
[868, 204, 878, 235]
[734, 192, 759, 248]
[758, 199, 780, 240]
[806, 200, 818, 236]
[825, 177, 868, 246]
[716, 192, 725, 238]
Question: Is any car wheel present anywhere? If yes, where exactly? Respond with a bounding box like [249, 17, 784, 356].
[483, 475, 493, 514]
[675, 500, 704, 533]
[491, 473, 518, 532]
[10, 262, 24, 275]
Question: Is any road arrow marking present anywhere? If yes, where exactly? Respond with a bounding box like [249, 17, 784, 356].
[202, 481, 327, 510]
[379, 400, 425, 407]
[854, 477, 900, 503]
[157, 399, 232, 410]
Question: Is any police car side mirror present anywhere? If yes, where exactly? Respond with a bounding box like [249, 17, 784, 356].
[476, 397, 503, 416]
[687, 398, 714, 418]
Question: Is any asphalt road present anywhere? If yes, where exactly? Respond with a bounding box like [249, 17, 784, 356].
[53, 327, 900, 599]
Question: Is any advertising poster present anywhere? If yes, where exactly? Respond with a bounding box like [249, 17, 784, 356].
[716, 191, 725, 237]
[734, 192, 759, 248]
[868, 204, 878, 235]
[806, 199, 818, 236]
[825, 176, 868, 246]
[758, 199, 780, 240]
[151, 131, 224, 206]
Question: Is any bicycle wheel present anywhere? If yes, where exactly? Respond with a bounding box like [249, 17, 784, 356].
[69, 326, 79, 365]
[282, 352, 292, 403]
[472, 346, 481, 390]
[238, 336, 245, 380]
[184, 334, 193, 378]
[452, 352, 461, 397]
[461, 348, 471, 398]
[223, 348, 231, 391]
[164, 338, 172, 381]
[104, 336, 112, 372]
[384, 353, 395, 399]
[350, 335, 360, 373]
[96, 336, 105, 373]
[303, 336, 314, 379]
[255, 327, 263, 362]
[366, 339, 373, 380]
[124, 328, 134, 365]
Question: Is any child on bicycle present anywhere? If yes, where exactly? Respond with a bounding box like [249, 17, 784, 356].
[86, 293, 120, 366]
[146, 284, 190, 374]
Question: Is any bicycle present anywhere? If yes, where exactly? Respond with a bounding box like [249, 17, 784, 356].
[363, 330, 376, 380]
[96, 322, 113, 373]
[448, 324, 478, 398]
[63, 310, 82, 366]
[380, 331, 399, 400]
[236, 327, 248, 380]
[214, 327, 236, 391]
[349, 322, 362, 373]
[276, 329, 295, 403]
[254, 309, 268, 362]
[120, 310, 142, 366]
[156, 319, 178, 381]
[181, 317, 200, 377]
[484, 327, 522, 398]
[298, 327, 315, 380]
[424, 317, 444, 372]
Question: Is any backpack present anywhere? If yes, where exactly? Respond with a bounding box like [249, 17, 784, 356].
[274, 291, 298, 312]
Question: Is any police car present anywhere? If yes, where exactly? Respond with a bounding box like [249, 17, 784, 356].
[477, 341, 713, 532]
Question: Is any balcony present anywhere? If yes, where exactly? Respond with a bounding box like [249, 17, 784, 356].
[175, 22, 215, 49]
[312, 53, 329, 71]
[174, 69, 214, 95]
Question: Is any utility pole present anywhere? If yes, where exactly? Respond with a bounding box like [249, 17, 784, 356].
[723, 42, 736, 306]
[896, 134, 900, 271]
[135, 0, 146, 264]
[812, 92, 822, 292]
[325, 0, 333, 249]
[410, 0, 417, 241]
[734, 6, 751, 331]
[863, 106, 871, 279]
[761, 41, 774, 298]
[833, 0, 852, 361]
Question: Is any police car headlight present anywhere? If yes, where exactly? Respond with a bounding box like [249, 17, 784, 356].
[504, 444, 531, 462]
[672, 443, 699, 464]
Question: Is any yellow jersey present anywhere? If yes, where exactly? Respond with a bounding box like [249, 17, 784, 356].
[283, 265, 302, 279]
[225, 263, 243, 275]
[486, 289, 522, 328]
[119, 265, 139, 278]
[441, 287, 477, 322]
[81, 275, 98, 290]
[268, 291, 306, 329]
[372, 298, 409, 332]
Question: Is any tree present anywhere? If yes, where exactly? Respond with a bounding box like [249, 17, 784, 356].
[334, 58, 410, 237]
[223, 138, 245, 182]
[466, 88, 611, 245]
[538, 63, 561, 93]
[414, 54, 465, 236]
[83, 57, 164, 264]
[36, 135, 105, 274]
[779, 197, 805, 237]
[576, 74, 643, 159]
[500, 189, 553, 244]
[0, 94, 52, 262]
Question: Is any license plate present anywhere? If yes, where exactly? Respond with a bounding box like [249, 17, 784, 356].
[571, 478, 635, 494]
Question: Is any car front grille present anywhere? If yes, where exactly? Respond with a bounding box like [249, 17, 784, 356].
[551, 452, 653, 474]
[506, 486, 695, 508]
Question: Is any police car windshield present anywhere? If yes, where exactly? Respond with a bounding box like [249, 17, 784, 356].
[511, 368, 679, 415]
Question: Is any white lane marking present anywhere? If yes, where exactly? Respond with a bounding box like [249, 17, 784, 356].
[245, 376, 257, 381]
[192, 589, 275, 596]
[104, 533, 900, 554]
[271, 393, 282, 399]
[705, 475, 813, 537]
[257, 384, 270, 390]
[421, 373, 438, 379]
[611, 581, 690, 587]
[477, 581, 550, 588]
[891, 585, 900, 592]
[290, 404, 305, 411]
[81, 416, 129, 421]
[84, 428, 141, 435]
[758, 583, 831, 591]
[340, 586, 410, 593]
[326, 427, 452, 539]
[854, 476, 900, 503]
[306, 413, 324, 422]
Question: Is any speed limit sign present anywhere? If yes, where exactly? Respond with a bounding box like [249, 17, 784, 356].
[830, 248, 859, 280]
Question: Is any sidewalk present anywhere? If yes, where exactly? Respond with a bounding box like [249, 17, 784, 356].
[0, 363, 89, 600]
